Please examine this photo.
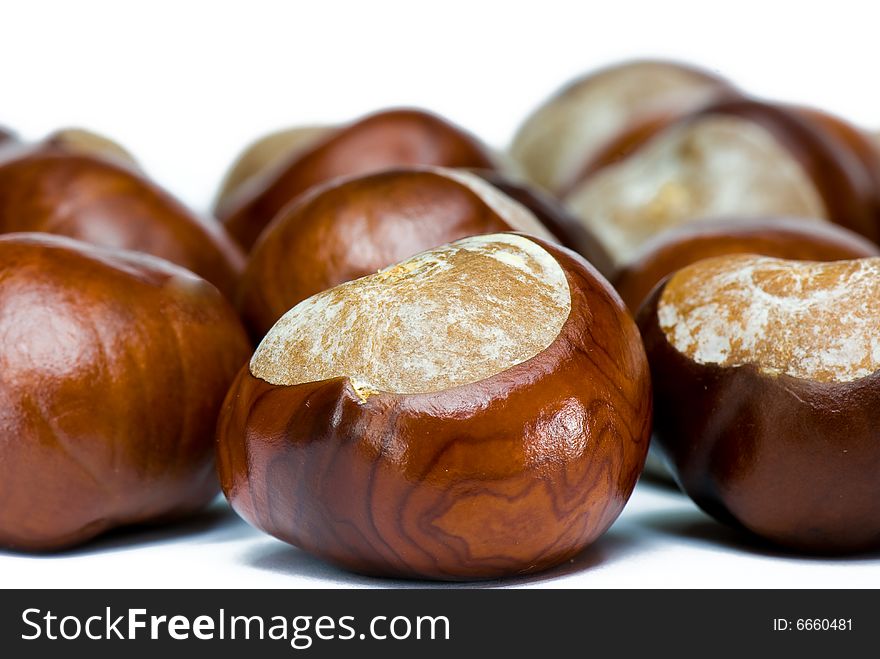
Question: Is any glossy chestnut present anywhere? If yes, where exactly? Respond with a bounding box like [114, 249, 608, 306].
[639, 254, 880, 552]
[0, 146, 244, 298]
[218, 108, 498, 251]
[219, 233, 652, 579]
[0, 233, 251, 551]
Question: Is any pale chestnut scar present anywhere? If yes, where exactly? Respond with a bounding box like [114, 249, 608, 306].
[250, 233, 572, 397]
[658, 254, 880, 383]
[511, 62, 725, 191]
[566, 116, 828, 266]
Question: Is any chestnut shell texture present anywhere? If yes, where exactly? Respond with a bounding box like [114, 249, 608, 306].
[0, 234, 251, 551]
[0, 146, 244, 298]
[218, 233, 652, 580]
[639, 254, 880, 552]
[219, 108, 498, 251]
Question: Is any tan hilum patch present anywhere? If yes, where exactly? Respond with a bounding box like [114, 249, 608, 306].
[250, 233, 572, 397]
[659, 254, 880, 382]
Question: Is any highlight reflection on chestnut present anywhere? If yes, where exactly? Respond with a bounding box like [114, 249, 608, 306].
[219, 233, 652, 580]
[639, 253, 880, 552]
[0, 146, 244, 299]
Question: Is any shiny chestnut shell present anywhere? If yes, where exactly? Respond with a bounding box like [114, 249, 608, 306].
[238, 167, 580, 340]
[0, 146, 244, 298]
[218, 236, 652, 580]
[219, 108, 498, 251]
[0, 233, 251, 551]
[638, 264, 880, 553]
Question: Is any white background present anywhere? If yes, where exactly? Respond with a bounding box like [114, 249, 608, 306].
[1, 0, 878, 588]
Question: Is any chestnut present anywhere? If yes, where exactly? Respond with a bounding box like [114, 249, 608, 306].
[218, 233, 651, 579]
[639, 253, 880, 552]
[0, 233, 251, 551]
[565, 99, 880, 267]
[509, 60, 734, 194]
[217, 108, 499, 251]
[0, 146, 244, 299]
[238, 167, 610, 339]
[213, 125, 331, 215]
[615, 217, 880, 313]
[44, 127, 141, 170]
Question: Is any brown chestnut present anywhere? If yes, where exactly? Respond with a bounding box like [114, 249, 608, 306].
[615, 217, 880, 313]
[218, 108, 499, 251]
[510, 60, 734, 194]
[565, 99, 880, 267]
[218, 233, 651, 579]
[0, 233, 251, 551]
[0, 146, 244, 299]
[639, 253, 880, 552]
[238, 167, 610, 339]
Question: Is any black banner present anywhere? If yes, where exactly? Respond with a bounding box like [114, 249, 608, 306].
[0, 589, 874, 657]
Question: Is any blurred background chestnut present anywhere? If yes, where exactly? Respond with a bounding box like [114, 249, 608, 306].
[563, 98, 880, 267]
[0, 233, 251, 551]
[216, 108, 499, 251]
[238, 167, 610, 339]
[0, 142, 244, 299]
[213, 124, 331, 215]
[510, 60, 737, 195]
[44, 127, 142, 171]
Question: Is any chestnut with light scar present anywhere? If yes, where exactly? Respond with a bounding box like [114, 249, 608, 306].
[639, 253, 880, 552]
[251, 234, 570, 400]
[219, 232, 652, 580]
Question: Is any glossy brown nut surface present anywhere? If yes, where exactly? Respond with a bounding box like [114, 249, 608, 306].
[639, 256, 880, 552]
[615, 217, 880, 313]
[0, 147, 245, 298]
[219, 234, 652, 580]
[0, 233, 251, 551]
[219, 108, 498, 251]
[238, 167, 560, 339]
[475, 170, 615, 277]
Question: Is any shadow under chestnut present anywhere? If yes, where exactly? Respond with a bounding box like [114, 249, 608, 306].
[628, 508, 880, 563]
[241, 523, 648, 588]
[3, 497, 255, 557]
